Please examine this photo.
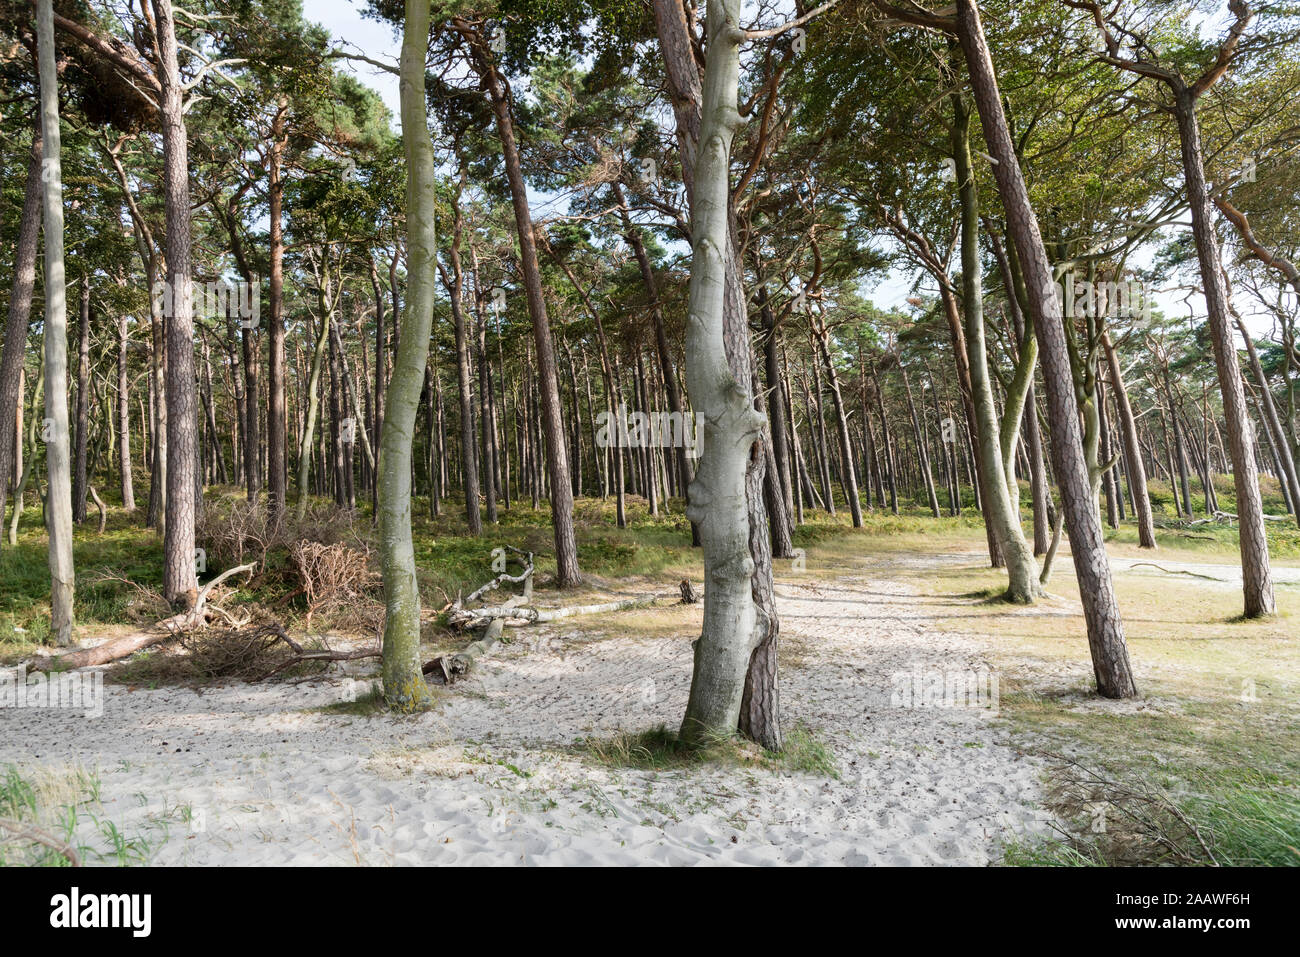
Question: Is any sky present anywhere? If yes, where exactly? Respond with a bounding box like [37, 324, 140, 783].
[310, 1, 1290, 340]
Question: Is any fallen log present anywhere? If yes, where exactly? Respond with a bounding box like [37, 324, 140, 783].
[426, 594, 525, 684]
[32, 563, 257, 671]
[1128, 562, 1224, 582]
[1212, 509, 1291, 523]
[446, 593, 666, 626]
[427, 560, 535, 683]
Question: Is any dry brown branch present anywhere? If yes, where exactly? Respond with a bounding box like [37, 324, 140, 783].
[0, 818, 82, 866]
[33, 564, 256, 671]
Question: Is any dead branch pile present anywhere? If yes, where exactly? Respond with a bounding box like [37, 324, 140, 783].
[288, 540, 381, 628]
[33, 563, 257, 672]
[180, 621, 379, 682]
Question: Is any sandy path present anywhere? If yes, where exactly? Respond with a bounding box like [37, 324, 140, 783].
[1, 562, 1051, 865]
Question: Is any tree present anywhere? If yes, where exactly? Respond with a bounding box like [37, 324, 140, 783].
[676, 0, 772, 748]
[378, 0, 437, 711]
[36, 0, 74, 646]
[1064, 0, 1276, 617]
[942, 0, 1138, 696]
[0, 119, 41, 544]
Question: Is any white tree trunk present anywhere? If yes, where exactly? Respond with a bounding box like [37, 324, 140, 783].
[679, 0, 768, 747]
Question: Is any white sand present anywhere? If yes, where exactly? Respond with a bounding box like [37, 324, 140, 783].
[2, 559, 1056, 865]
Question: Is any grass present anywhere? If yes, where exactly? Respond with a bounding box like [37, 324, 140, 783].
[0, 763, 165, 866]
[5, 475, 1296, 863]
[868, 524, 1300, 866]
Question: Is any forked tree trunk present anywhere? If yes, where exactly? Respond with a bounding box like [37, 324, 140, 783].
[36, 0, 75, 645]
[955, 0, 1136, 696]
[953, 95, 1040, 601]
[379, 0, 437, 711]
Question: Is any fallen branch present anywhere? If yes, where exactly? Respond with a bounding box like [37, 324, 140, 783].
[252, 625, 380, 680]
[463, 548, 534, 604]
[33, 563, 257, 671]
[447, 593, 666, 626]
[0, 819, 82, 866]
[1212, 509, 1290, 523]
[1128, 562, 1225, 582]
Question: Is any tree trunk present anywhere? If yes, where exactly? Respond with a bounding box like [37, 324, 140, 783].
[814, 317, 863, 526]
[38, 0, 76, 643]
[441, 179, 482, 535]
[153, 0, 199, 610]
[953, 96, 1040, 600]
[956, 0, 1135, 696]
[1173, 93, 1274, 615]
[470, 36, 580, 586]
[676, 0, 770, 748]
[117, 314, 135, 511]
[0, 120, 42, 544]
[379, 0, 437, 711]
[1101, 330, 1155, 547]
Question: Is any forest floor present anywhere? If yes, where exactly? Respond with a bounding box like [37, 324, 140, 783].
[3, 515, 1297, 866]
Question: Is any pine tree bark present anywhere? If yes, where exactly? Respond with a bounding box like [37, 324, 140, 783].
[463, 28, 580, 585]
[0, 120, 42, 544]
[955, 0, 1135, 695]
[267, 102, 289, 522]
[153, 0, 199, 609]
[36, 0, 75, 645]
[1174, 94, 1274, 614]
